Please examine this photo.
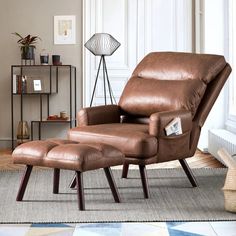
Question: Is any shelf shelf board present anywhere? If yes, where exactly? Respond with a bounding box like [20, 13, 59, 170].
[12, 65, 76, 68]
[31, 119, 73, 123]
[12, 92, 57, 95]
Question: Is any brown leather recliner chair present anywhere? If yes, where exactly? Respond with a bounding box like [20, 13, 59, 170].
[68, 52, 231, 198]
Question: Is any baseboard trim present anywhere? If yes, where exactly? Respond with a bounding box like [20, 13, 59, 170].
[0, 139, 13, 149]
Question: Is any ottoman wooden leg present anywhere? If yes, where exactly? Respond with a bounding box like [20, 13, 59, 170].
[76, 171, 85, 210]
[69, 175, 76, 188]
[104, 167, 121, 203]
[121, 163, 129, 178]
[16, 165, 33, 201]
[53, 168, 60, 194]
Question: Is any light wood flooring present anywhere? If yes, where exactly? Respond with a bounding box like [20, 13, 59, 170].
[0, 148, 224, 170]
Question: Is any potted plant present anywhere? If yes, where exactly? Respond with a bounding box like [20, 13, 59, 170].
[12, 32, 41, 60]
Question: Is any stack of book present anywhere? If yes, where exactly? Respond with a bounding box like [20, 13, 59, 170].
[13, 75, 27, 94]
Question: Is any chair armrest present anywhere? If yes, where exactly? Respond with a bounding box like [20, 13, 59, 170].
[77, 105, 121, 126]
[149, 110, 192, 137]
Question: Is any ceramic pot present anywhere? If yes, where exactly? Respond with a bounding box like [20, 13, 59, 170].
[21, 46, 35, 60]
[52, 55, 61, 65]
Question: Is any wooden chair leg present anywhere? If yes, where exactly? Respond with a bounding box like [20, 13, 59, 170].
[76, 171, 85, 210]
[69, 174, 76, 188]
[139, 165, 150, 198]
[104, 167, 121, 203]
[16, 165, 33, 201]
[179, 159, 198, 187]
[53, 168, 60, 194]
[121, 163, 129, 178]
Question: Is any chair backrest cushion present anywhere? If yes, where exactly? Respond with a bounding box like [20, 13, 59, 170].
[119, 52, 226, 117]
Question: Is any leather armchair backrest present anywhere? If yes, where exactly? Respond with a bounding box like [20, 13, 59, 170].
[131, 52, 226, 83]
[119, 52, 227, 119]
[189, 64, 231, 155]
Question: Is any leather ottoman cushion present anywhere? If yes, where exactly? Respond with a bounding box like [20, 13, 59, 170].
[12, 140, 124, 172]
[45, 143, 124, 171]
[13, 140, 60, 166]
[68, 123, 158, 159]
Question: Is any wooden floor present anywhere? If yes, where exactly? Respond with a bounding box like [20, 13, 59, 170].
[0, 148, 224, 170]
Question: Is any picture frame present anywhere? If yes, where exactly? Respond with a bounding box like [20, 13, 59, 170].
[33, 79, 42, 92]
[54, 15, 76, 44]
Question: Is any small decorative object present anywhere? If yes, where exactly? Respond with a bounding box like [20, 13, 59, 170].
[33, 80, 42, 92]
[52, 55, 61, 65]
[40, 49, 49, 65]
[47, 114, 68, 121]
[217, 148, 236, 213]
[12, 32, 41, 65]
[84, 33, 121, 106]
[60, 111, 67, 119]
[54, 15, 76, 44]
[17, 121, 30, 140]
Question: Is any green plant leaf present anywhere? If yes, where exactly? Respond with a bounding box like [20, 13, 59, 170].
[12, 32, 41, 47]
[12, 32, 23, 39]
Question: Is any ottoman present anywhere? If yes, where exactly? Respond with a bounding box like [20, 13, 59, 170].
[12, 139, 124, 210]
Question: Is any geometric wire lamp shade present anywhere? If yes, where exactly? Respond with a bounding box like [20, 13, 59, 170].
[84, 33, 121, 56]
[84, 33, 121, 107]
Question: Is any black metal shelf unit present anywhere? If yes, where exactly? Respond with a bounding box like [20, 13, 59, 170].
[11, 65, 77, 150]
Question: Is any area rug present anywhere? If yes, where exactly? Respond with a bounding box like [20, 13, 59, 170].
[0, 168, 235, 223]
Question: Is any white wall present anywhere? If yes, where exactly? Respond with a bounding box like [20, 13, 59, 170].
[83, 0, 138, 106]
[197, 0, 228, 152]
[83, 0, 193, 106]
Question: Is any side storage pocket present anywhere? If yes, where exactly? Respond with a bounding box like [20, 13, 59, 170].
[158, 131, 190, 162]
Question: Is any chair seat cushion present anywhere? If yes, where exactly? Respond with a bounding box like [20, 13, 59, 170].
[45, 143, 123, 171]
[68, 123, 158, 159]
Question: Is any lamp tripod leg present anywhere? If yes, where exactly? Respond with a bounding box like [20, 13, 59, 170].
[90, 56, 103, 107]
[103, 57, 116, 104]
[102, 55, 107, 105]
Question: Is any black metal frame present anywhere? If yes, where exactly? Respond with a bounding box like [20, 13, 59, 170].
[90, 55, 116, 107]
[11, 65, 77, 149]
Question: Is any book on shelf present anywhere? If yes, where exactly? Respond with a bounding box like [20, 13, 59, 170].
[13, 74, 27, 94]
[164, 117, 183, 136]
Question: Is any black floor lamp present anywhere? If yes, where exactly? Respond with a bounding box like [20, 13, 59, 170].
[84, 33, 121, 107]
